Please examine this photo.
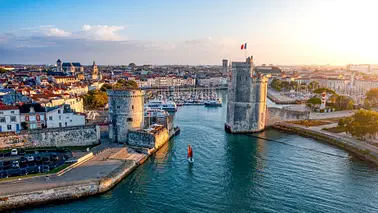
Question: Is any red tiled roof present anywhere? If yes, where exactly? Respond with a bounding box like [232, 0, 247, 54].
[0, 105, 19, 110]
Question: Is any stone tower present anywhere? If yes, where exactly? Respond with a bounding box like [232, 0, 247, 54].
[57, 59, 62, 72]
[107, 89, 144, 143]
[225, 56, 268, 133]
[222, 59, 229, 75]
[91, 61, 98, 80]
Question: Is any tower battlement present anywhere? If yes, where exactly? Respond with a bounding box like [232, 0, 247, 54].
[226, 57, 268, 133]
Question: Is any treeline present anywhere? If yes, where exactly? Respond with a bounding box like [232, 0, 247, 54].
[270, 78, 320, 92]
[338, 109, 378, 140]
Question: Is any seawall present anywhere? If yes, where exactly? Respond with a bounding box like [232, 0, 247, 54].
[273, 122, 378, 165]
[0, 128, 179, 211]
[0, 125, 101, 150]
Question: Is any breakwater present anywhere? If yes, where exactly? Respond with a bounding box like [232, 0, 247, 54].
[273, 122, 378, 165]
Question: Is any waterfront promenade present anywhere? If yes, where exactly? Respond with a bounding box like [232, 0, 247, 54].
[274, 122, 378, 165]
[0, 140, 147, 211]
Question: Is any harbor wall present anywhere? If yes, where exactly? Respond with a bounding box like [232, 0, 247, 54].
[127, 128, 170, 149]
[0, 180, 100, 211]
[0, 125, 100, 150]
[266, 107, 310, 126]
[273, 122, 378, 165]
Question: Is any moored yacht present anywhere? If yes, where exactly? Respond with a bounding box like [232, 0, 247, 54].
[145, 99, 177, 112]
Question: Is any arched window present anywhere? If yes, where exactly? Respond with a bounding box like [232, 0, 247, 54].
[132, 105, 134, 110]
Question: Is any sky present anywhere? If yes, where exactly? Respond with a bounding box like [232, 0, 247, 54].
[0, 0, 377, 65]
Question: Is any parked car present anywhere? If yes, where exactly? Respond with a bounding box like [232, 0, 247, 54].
[12, 161, 19, 168]
[35, 155, 42, 162]
[11, 149, 18, 156]
[20, 156, 27, 163]
[0, 161, 3, 169]
[43, 156, 51, 164]
[51, 153, 59, 161]
[0, 171, 8, 178]
[20, 168, 28, 176]
[27, 155, 35, 162]
[27, 164, 39, 174]
[41, 165, 50, 173]
[19, 149, 26, 155]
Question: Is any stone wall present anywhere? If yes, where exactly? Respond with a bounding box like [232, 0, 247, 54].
[266, 107, 310, 126]
[0, 180, 99, 211]
[128, 128, 170, 149]
[0, 125, 100, 150]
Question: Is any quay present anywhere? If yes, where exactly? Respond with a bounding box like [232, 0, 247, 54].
[0, 127, 179, 212]
[273, 122, 378, 165]
[267, 88, 300, 104]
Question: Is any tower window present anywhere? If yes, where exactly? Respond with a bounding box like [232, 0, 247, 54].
[132, 105, 134, 110]
[127, 118, 133, 122]
[117, 106, 120, 109]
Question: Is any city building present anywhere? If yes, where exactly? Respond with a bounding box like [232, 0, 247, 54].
[53, 76, 79, 84]
[107, 89, 144, 143]
[0, 105, 21, 133]
[225, 56, 268, 133]
[45, 105, 85, 128]
[88, 61, 101, 81]
[19, 103, 46, 130]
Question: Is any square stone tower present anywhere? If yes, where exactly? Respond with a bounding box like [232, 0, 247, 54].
[107, 89, 144, 143]
[225, 56, 268, 133]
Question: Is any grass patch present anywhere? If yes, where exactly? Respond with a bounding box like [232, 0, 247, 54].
[289, 120, 331, 127]
[323, 126, 346, 133]
[0, 163, 72, 182]
[47, 163, 71, 174]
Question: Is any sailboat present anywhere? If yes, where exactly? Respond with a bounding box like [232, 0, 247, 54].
[187, 144, 194, 164]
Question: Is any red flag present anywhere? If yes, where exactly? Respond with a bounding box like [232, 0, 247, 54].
[241, 44, 244, 50]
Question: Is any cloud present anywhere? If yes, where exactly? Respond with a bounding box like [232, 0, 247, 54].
[19, 25, 55, 31]
[15, 24, 126, 41]
[0, 34, 238, 65]
[46, 28, 72, 37]
[76, 25, 125, 41]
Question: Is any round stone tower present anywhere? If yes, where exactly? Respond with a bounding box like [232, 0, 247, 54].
[107, 89, 144, 143]
[57, 59, 62, 72]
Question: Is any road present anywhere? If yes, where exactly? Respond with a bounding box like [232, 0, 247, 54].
[310, 110, 355, 119]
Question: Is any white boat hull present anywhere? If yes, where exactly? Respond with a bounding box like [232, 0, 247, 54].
[187, 158, 194, 163]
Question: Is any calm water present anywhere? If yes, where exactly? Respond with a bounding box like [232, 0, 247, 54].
[24, 96, 378, 213]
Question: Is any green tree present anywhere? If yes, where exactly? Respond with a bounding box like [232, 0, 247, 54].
[307, 97, 322, 105]
[365, 88, 378, 108]
[83, 90, 108, 110]
[0, 68, 7, 74]
[100, 83, 113, 92]
[313, 88, 336, 94]
[308, 81, 319, 90]
[342, 109, 378, 139]
[128, 63, 136, 69]
[333, 95, 355, 110]
[270, 78, 282, 91]
[114, 79, 138, 89]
